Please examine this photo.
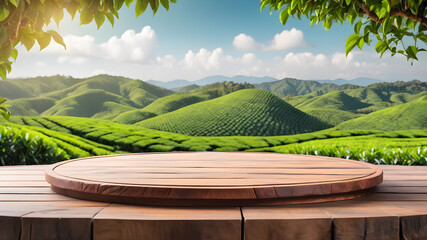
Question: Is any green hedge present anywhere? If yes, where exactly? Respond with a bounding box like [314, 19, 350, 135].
[0, 126, 68, 165]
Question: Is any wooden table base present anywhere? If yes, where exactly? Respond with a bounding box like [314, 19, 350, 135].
[0, 162, 426, 239]
[45, 152, 383, 206]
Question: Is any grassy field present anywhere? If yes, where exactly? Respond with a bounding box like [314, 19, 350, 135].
[137, 89, 331, 136]
[2, 116, 426, 165]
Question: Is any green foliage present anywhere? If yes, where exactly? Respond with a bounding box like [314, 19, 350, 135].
[264, 135, 427, 165]
[0, 96, 10, 120]
[262, 0, 427, 61]
[8, 115, 427, 165]
[336, 95, 427, 131]
[0, 125, 68, 165]
[0, 0, 176, 79]
[137, 89, 331, 136]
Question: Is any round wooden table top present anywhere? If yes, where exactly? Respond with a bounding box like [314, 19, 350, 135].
[45, 152, 383, 206]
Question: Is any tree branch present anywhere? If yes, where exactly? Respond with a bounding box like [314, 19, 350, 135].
[357, 1, 380, 22]
[357, 1, 427, 28]
[390, 9, 427, 28]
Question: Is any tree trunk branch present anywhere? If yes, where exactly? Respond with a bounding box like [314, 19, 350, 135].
[357, 1, 427, 28]
[357, 1, 380, 22]
[390, 9, 427, 28]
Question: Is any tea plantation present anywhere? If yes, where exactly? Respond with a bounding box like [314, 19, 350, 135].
[137, 89, 331, 136]
[2, 116, 426, 165]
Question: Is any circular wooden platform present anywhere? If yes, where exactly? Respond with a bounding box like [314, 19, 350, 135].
[45, 152, 383, 206]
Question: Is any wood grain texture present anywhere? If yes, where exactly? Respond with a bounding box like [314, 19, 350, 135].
[0, 156, 426, 240]
[93, 205, 241, 240]
[45, 152, 383, 206]
[20, 207, 105, 240]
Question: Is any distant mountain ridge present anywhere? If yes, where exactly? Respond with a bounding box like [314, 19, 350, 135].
[146, 75, 393, 90]
[316, 77, 387, 86]
[147, 75, 277, 89]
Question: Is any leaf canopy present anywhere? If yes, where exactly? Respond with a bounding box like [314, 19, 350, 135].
[261, 0, 426, 61]
[0, 0, 176, 80]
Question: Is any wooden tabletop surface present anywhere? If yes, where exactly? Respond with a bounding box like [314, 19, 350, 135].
[0, 159, 426, 239]
[45, 153, 383, 206]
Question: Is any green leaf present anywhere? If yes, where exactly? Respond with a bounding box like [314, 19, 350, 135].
[94, 11, 105, 29]
[345, 0, 352, 5]
[149, 0, 159, 15]
[280, 10, 289, 25]
[291, 0, 298, 11]
[348, 13, 356, 25]
[418, 34, 427, 43]
[0, 106, 10, 121]
[406, 46, 418, 60]
[65, 1, 80, 20]
[345, 34, 360, 56]
[170, 0, 176, 3]
[0, 65, 6, 80]
[21, 36, 35, 51]
[357, 37, 364, 50]
[354, 20, 362, 34]
[125, 0, 133, 8]
[160, 0, 169, 11]
[260, 0, 268, 11]
[105, 12, 114, 26]
[323, 16, 333, 30]
[9, 0, 18, 7]
[48, 30, 66, 49]
[375, 40, 388, 56]
[114, 0, 125, 11]
[382, 17, 392, 35]
[37, 32, 52, 50]
[53, 8, 64, 27]
[10, 48, 17, 60]
[0, 5, 10, 21]
[0, 97, 6, 105]
[135, 0, 149, 17]
[80, 7, 93, 25]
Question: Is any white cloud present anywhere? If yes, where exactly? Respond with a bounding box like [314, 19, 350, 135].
[265, 28, 306, 51]
[9, 26, 426, 82]
[35, 61, 47, 67]
[34, 26, 158, 64]
[233, 34, 259, 51]
[233, 28, 307, 51]
[99, 26, 157, 62]
[331, 52, 354, 67]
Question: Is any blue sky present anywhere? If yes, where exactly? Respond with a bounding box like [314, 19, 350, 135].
[10, 0, 426, 81]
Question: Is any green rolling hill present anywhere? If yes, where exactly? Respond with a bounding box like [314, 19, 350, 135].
[7, 97, 56, 116]
[42, 89, 137, 118]
[0, 76, 82, 99]
[294, 91, 371, 111]
[256, 78, 359, 98]
[336, 96, 427, 131]
[114, 82, 254, 124]
[290, 91, 369, 125]
[286, 80, 427, 125]
[2, 75, 173, 119]
[137, 89, 331, 136]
